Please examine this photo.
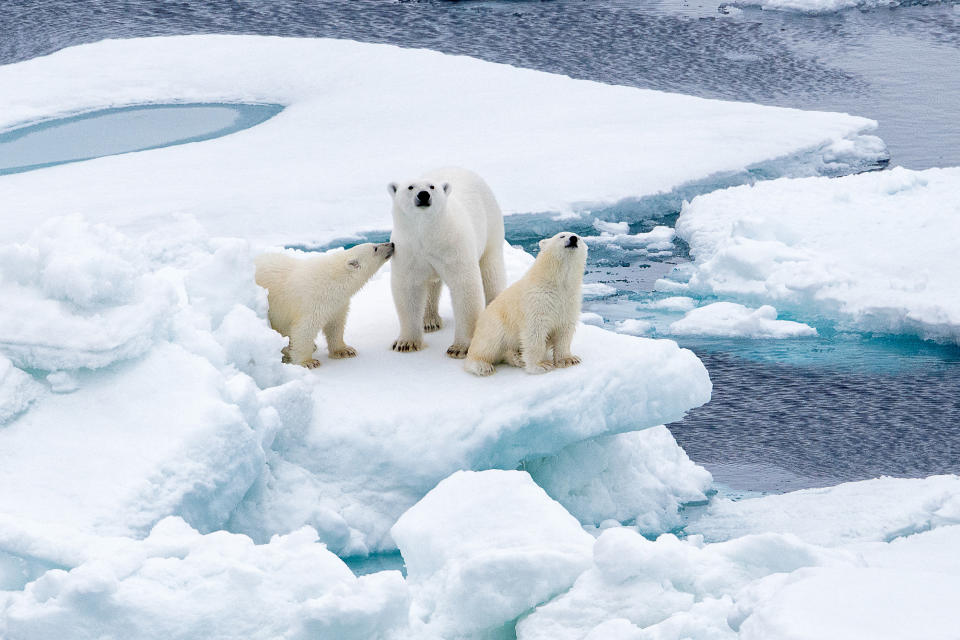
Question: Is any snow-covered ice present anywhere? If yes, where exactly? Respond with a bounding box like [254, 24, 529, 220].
[0, 218, 711, 560]
[0, 36, 885, 246]
[524, 427, 712, 535]
[517, 475, 960, 640]
[0, 517, 409, 640]
[391, 470, 594, 638]
[668, 302, 818, 338]
[614, 318, 654, 336]
[673, 167, 960, 343]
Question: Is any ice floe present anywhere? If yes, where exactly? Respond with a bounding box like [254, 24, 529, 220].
[673, 166, 960, 343]
[392, 470, 593, 638]
[0, 36, 885, 245]
[668, 302, 818, 338]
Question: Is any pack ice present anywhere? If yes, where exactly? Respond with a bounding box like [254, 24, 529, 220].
[0, 33, 936, 638]
[673, 166, 960, 343]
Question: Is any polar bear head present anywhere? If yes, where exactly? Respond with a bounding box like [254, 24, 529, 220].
[388, 179, 452, 217]
[342, 242, 395, 281]
[535, 231, 588, 277]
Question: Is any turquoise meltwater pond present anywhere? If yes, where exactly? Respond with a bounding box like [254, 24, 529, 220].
[0, 102, 283, 176]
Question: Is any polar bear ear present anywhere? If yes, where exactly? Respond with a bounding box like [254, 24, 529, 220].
[538, 238, 549, 251]
[442, 182, 451, 195]
[388, 182, 398, 196]
[347, 259, 361, 271]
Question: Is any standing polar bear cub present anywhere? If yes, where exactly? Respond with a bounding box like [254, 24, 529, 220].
[388, 167, 506, 358]
[255, 242, 394, 368]
[465, 232, 587, 376]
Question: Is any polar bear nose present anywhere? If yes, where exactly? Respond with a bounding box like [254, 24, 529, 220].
[416, 190, 431, 206]
[566, 235, 579, 248]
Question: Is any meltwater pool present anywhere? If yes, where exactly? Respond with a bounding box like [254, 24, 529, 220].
[0, 102, 282, 176]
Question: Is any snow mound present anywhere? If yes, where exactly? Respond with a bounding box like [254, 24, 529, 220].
[0, 517, 408, 640]
[391, 470, 593, 638]
[0, 216, 177, 370]
[0, 36, 883, 245]
[517, 527, 847, 640]
[525, 427, 712, 535]
[674, 167, 960, 343]
[0, 357, 42, 425]
[668, 302, 818, 338]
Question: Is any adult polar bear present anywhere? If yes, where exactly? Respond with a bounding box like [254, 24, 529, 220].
[388, 168, 506, 358]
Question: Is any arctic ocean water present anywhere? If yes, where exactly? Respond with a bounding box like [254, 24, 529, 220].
[2, 0, 959, 493]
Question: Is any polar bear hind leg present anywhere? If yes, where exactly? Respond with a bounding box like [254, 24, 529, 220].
[479, 247, 506, 305]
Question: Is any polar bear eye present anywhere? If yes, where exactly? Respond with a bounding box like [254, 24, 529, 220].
[408, 185, 414, 190]
[429, 185, 435, 190]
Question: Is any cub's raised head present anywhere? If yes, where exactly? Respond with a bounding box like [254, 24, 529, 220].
[388, 179, 452, 216]
[343, 241, 395, 279]
[538, 232, 588, 263]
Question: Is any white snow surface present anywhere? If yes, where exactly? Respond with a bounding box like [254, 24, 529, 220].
[391, 470, 594, 638]
[674, 167, 960, 343]
[0, 36, 884, 246]
[669, 302, 818, 338]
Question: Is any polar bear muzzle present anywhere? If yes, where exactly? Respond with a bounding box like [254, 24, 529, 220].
[565, 235, 579, 249]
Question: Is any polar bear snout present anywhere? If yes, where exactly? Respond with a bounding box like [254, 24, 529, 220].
[566, 235, 579, 249]
[374, 242, 395, 260]
[415, 190, 431, 207]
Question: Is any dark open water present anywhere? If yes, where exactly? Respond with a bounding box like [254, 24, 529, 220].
[2, 0, 959, 492]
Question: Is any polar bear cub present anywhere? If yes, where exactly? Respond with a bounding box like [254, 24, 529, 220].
[255, 242, 394, 368]
[465, 232, 587, 376]
[388, 167, 506, 358]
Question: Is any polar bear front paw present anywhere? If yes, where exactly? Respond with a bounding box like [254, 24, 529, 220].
[554, 355, 581, 368]
[423, 317, 443, 333]
[446, 343, 469, 359]
[331, 346, 358, 359]
[464, 359, 495, 376]
[300, 359, 323, 369]
[392, 339, 423, 353]
[526, 361, 555, 375]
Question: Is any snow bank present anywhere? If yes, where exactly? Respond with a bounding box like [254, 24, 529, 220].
[524, 427, 712, 535]
[0, 36, 884, 246]
[668, 302, 817, 338]
[0, 517, 408, 640]
[673, 167, 960, 343]
[517, 474, 960, 640]
[392, 470, 593, 638]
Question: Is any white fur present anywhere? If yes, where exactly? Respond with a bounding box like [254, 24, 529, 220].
[465, 232, 587, 376]
[255, 242, 393, 367]
[388, 167, 507, 358]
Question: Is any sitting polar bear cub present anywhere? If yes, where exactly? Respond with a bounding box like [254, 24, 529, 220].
[388, 167, 506, 358]
[465, 232, 587, 376]
[255, 242, 394, 368]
